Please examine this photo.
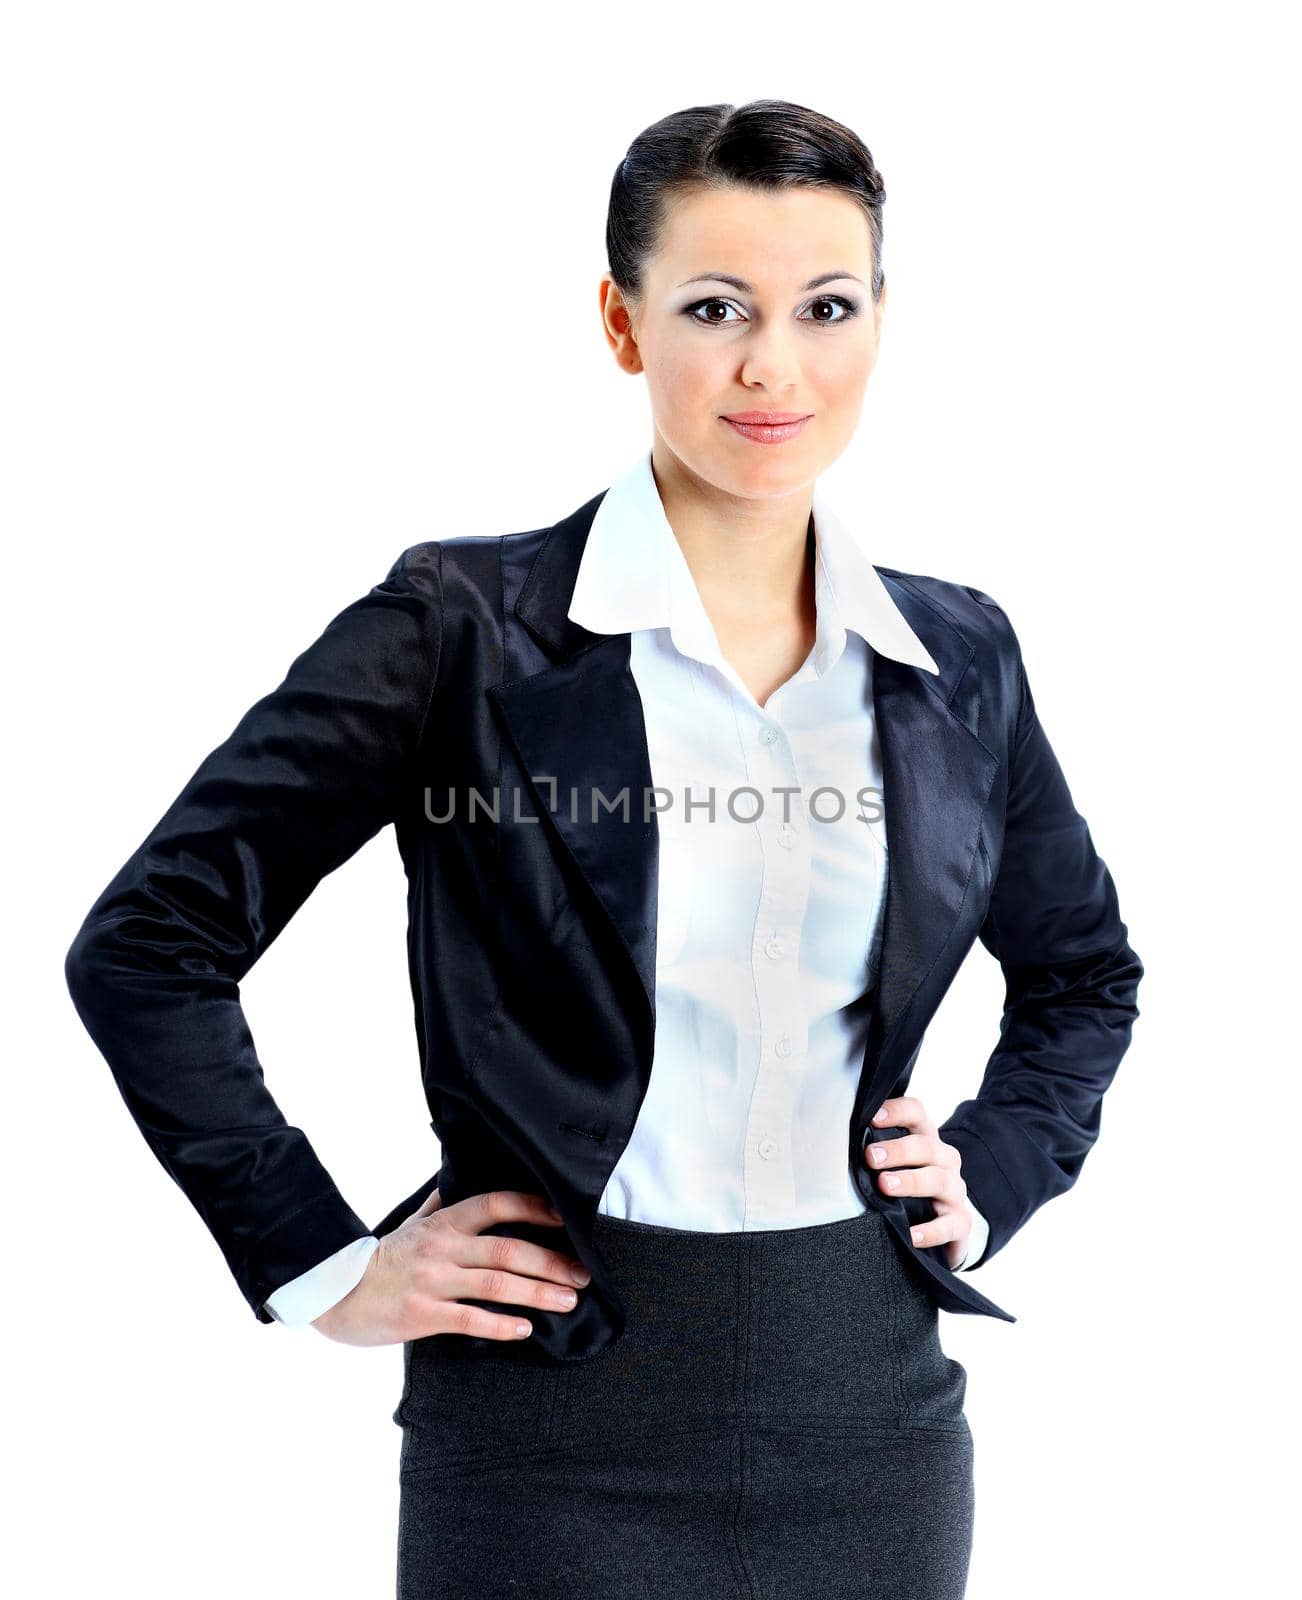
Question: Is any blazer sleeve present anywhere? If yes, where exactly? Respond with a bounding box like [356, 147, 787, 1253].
[938, 604, 1143, 1268]
[63, 542, 443, 1322]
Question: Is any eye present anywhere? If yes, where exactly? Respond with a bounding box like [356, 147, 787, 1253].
[799, 295, 860, 326]
[684, 298, 746, 326]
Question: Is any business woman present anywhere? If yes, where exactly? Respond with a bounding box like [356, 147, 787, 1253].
[65, 99, 1142, 1599]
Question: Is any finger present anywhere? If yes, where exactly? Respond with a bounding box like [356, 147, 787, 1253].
[865, 1130, 929, 1169]
[874, 1162, 962, 1201]
[413, 1186, 443, 1219]
[433, 1301, 541, 1343]
[453, 1257, 588, 1317]
[460, 1231, 591, 1291]
[447, 1189, 566, 1235]
[892, 1095, 935, 1131]
[872, 1096, 926, 1129]
[907, 1211, 968, 1252]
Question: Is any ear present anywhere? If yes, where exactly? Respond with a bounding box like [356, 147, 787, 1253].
[599, 275, 644, 375]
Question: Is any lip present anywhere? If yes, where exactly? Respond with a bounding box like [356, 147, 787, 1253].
[721, 411, 813, 444]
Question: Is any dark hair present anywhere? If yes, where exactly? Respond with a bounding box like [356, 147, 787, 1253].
[606, 99, 888, 309]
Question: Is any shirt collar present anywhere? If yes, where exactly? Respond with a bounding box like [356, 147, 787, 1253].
[566, 446, 939, 679]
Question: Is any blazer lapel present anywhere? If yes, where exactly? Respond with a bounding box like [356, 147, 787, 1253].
[489, 629, 660, 1023]
[489, 490, 660, 1030]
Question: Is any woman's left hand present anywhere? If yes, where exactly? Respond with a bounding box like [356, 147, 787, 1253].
[864, 1096, 973, 1270]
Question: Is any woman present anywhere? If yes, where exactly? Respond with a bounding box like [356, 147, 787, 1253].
[66, 100, 1142, 1599]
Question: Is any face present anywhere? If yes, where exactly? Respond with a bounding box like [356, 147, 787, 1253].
[600, 182, 886, 503]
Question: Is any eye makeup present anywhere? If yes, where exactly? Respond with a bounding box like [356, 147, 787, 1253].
[681, 294, 861, 328]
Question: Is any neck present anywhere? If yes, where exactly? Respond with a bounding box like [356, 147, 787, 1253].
[649, 438, 816, 631]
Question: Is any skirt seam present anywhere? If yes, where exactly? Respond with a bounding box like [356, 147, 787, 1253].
[396, 1416, 974, 1478]
[879, 1219, 910, 1427]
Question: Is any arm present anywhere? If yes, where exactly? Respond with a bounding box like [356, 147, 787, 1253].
[64, 543, 442, 1322]
[938, 619, 1143, 1268]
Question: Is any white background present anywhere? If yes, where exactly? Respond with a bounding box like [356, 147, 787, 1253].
[5, 2, 1296, 1594]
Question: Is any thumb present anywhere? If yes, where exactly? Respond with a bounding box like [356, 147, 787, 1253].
[413, 1185, 442, 1220]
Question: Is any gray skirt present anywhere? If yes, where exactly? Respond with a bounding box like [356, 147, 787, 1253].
[393, 1206, 974, 1599]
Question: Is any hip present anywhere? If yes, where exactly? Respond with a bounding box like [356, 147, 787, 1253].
[393, 1204, 970, 1474]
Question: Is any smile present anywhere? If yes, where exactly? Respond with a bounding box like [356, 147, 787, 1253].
[720, 414, 813, 444]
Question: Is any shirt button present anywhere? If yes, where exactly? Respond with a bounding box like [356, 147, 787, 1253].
[758, 1137, 779, 1160]
[776, 822, 796, 849]
[763, 935, 784, 959]
[758, 725, 780, 746]
[774, 1033, 793, 1058]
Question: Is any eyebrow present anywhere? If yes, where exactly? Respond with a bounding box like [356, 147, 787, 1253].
[675, 270, 865, 293]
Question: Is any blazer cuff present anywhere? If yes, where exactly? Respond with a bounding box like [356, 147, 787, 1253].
[247, 1189, 376, 1324]
[265, 1234, 381, 1328]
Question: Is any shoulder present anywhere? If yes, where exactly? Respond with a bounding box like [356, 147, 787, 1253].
[874, 562, 1025, 669]
[388, 526, 549, 595]
[380, 532, 498, 617]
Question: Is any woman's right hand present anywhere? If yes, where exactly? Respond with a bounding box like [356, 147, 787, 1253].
[309, 1187, 591, 1347]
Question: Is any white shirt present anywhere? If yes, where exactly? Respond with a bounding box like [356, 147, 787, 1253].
[265, 449, 989, 1326]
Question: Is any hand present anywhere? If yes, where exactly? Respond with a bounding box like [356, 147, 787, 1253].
[310, 1188, 591, 1347]
[864, 1096, 975, 1271]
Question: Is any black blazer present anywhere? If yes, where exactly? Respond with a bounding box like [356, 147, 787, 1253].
[64, 483, 1143, 1360]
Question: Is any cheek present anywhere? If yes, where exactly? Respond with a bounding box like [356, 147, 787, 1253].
[649, 342, 729, 412]
[813, 335, 875, 404]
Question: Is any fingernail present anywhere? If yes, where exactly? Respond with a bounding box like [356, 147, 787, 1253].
[569, 1265, 591, 1286]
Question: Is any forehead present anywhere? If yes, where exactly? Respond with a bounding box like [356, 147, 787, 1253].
[648, 184, 874, 286]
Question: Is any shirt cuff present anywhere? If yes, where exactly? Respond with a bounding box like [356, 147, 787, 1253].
[953, 1201, 990, 1271]
[263, 1234, 381, 1328]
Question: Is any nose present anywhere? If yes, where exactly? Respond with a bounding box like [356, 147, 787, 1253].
[739, 328, 801, 393]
